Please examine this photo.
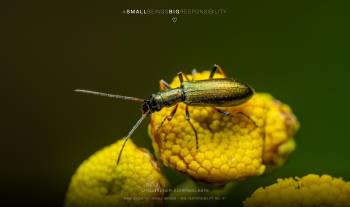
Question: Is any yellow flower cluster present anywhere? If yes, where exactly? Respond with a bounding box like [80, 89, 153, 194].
[244, 174, 350, 207]
[148, 70, 299, 183]
[65, 139, 168, 207]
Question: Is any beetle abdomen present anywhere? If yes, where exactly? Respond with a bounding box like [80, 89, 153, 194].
[182, 78, 254, 107]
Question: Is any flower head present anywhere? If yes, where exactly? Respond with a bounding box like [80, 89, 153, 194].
[244, 174, 350, 207]
[148, 70, 299, 183]
[243, 93, 299, 169]
[65, 139, 168, 207]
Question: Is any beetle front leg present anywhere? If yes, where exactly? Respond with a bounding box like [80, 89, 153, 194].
[185, 105, 199, 150]
[157, 104, 179, 131]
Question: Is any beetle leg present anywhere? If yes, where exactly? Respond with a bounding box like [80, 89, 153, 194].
[178, 72, 184, 84]
[237, 112, 258, 128]
[178, 72, 190, 85]
[184, 74, 190, 81]
[185, 105, 199, 150]
[209, 64, 226, 79]
[214, 107, 258, 128]
[192, 68, 197, 80]
[214, 107, 230, 116]
[157, 104, 179, 131]
[159, 79, 172, 90]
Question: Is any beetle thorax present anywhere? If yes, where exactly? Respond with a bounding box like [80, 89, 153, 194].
[142, 89, 184, 113]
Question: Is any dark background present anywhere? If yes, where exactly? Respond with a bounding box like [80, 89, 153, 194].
[3, 0, 350, 206]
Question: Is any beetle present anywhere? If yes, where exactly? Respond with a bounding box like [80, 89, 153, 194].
[75, 64, 255, 165]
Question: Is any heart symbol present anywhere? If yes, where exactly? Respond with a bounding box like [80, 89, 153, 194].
[172, 17, 178, 23]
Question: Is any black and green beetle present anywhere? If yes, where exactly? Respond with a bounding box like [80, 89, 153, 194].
[75, 64, 255, 164]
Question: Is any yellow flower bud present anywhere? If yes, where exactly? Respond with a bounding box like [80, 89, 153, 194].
[244, 174, 350, 207]
[148, 70, 299, 183]
[65, 139, 168, 207]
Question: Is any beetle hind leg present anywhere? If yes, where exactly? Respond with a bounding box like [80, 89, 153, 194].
[237, 112, 258, 128]
[209, 64, 226, 79]
[185, 105, 199, 150]
[214, 107, 258, 128]
[214, 107, 230, 116]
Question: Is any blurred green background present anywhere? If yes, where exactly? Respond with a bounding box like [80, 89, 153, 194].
[3, 0, 350, 206]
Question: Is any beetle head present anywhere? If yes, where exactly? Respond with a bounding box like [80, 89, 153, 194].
[142, 94, 162, 113]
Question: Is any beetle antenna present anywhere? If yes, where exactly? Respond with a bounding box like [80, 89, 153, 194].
[117, 110, 150, 165]
[74, 89, 144, 103]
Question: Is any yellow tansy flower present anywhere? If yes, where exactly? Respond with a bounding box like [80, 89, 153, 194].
[238, 93, 299, 169]
[148, 70, 299, 183]
[65, 139, 168, 207]
[244, 174, 350, 207]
